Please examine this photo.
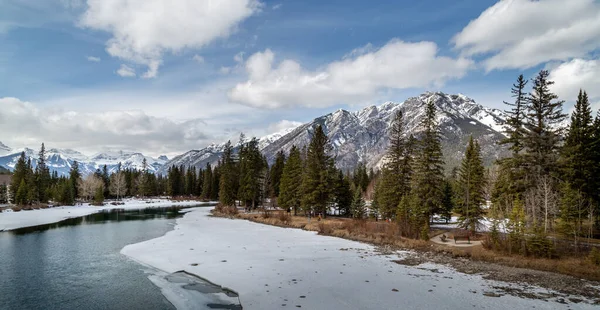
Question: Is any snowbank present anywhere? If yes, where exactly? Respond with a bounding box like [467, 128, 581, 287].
[0, 199, 211, 231]
[122, 208, 592, 309]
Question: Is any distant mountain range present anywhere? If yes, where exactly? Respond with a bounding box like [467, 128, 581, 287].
[0, 147, 168, 176]
[159, 92, 510, 174]
[1, 92, 511, 176]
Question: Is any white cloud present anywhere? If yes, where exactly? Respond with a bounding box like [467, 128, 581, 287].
[116, 64, 136, 77]
[272, 3, 282, 10]
[219, 66, 232, 75]
[229, 39, 473, 108]
[0, 97, 214, 157]
[86, 55, 101, 62]
[192, 54, 204, 64]
[79, 0, 262, 78]
[549, 58, 600, 102]
[234, 51, 245, 63]
[453, 0, 600, 71]
[267, 120, 303, 134]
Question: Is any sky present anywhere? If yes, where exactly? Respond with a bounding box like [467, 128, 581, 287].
[1, 0, 599, 158]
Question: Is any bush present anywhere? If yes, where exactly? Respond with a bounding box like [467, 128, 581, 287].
[278, 211, 291, 224]
[214, 204, 238, 216]
[589, 248, 600, 266]
[317, 222, 334, 235]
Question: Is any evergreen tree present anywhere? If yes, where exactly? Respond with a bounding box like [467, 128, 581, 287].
[15, 179, 28, 206]
[374, 110, 414, 219]
[562, 90, 595, 201]
[440, 179, 454, 224]
[411, 99, 445, 236]
[269, 151, 286, 197]
[219, 141, 238, 206]
[201, 163, 213, 199]
[36, 143, 51, 203]
[523, 70, 567, 178]
[93, 186, 104, 205]
[238, 138, 264, 209]
[279, 145, 303, 215]
[301, 125, 334, 217]
[456, 136, 486, 233]
[333, 169, 352, 216]
[10, 152, 28, 203]
[69, 161, 81, 199]
[350, 189, 366, 219]
[500, 75, 528, 155]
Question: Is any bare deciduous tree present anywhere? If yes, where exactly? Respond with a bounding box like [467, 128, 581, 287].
[110, 172, 126, 200]
[78, 175, 104, 201]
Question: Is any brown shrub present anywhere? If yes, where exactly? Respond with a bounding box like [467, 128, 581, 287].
[278, 211, 291, 224]
[214, 204, 239, 216]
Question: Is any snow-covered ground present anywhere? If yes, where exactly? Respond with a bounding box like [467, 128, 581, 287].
[122, 208, 595, 309]
[0, 198, 210, 231]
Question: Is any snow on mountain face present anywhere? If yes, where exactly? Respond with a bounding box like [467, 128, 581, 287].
[0, 148, 167, 176]
[157, 126, 301, 175]
[262, 91, 509, 171]
[163, 92, 509, 174]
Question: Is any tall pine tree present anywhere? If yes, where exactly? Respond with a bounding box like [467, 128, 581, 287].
[456, 136, 486, 233]
[279, 145, 303, 215]
[523, 70, 567, 178]
[301, 125, 334, 217]
[410, 99, 445, 238]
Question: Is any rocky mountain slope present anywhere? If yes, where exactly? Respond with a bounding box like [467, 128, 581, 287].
[0, 145, 167, 176]
[161, 92, 509, 174]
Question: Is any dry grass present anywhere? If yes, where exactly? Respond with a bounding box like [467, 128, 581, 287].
[467, 246, 600, 281]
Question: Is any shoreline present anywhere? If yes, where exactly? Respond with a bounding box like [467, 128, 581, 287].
[121, 207, 600, 309]
[0, 198, 215, 231]
[214, 210, 600, 303]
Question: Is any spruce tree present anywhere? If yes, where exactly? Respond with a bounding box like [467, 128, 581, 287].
[350, 189, 366, 219]
[440, 179, 454, 224]
[15, 179, 28, 206]
[201, 163, 213, 199]
[456, 136, 486, 233]
[69, 161, 81, 199]
[374, 110, 413, 219]
[411, 99, 445, 236]
[562, 90, 594, 201]
[301, 125, 334, 217]
[36, 143, 51, 203]
[279, 145, 303, 215]
[523, 70, 567, 178]
[219, 141, 237, 206]
[238, 138, 264, 209]
[10, 152, 28, 203]
[269, 151, 286, 198]
[333, 169, 352, 216]
[500, 75, 528, 155]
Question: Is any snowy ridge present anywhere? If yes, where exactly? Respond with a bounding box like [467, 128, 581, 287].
[0, 147, 168, 176]
[161, 91, 509, 173]
[157, 125, 301, 175]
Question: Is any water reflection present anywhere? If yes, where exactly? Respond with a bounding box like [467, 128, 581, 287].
[8, 207, 185, 235]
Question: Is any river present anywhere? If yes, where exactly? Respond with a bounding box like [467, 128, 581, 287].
[0, 207, 196, 310]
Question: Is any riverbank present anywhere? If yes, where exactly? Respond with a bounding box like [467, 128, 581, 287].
[122, 207, 600, 309]
[213, 210, 600, 303]
[0, 198, 213, 231]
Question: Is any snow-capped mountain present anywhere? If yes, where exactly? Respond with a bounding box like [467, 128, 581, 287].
[161, 92, 509, 174]
[156, 128, 296, 175]
[0, 147, 167, 176]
